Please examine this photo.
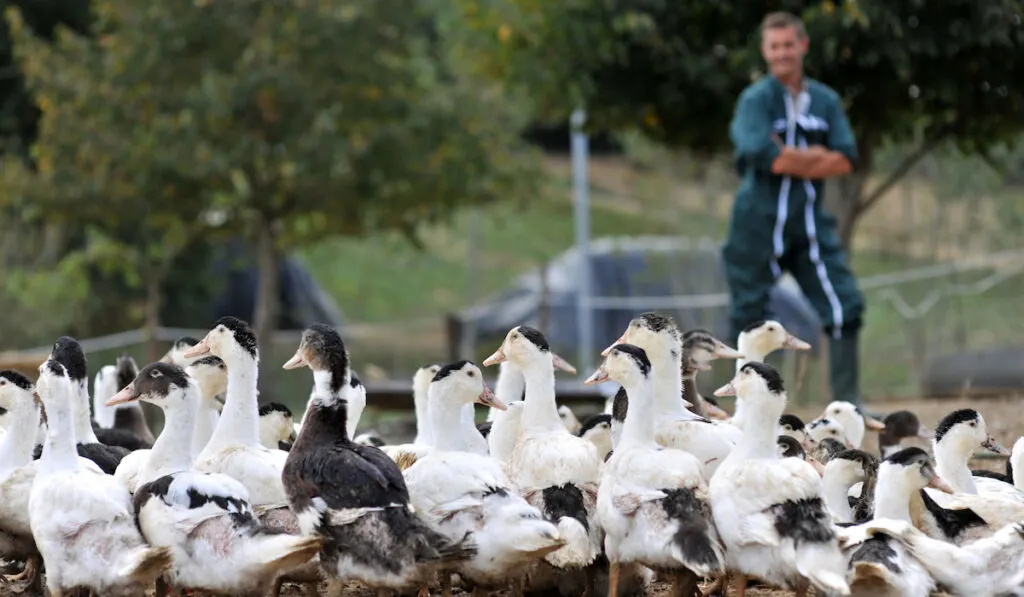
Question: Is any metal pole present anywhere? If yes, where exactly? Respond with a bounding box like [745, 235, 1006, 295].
[571, 108, 593, 377]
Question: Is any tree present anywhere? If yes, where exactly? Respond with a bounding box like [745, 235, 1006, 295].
[5, 0, 535, 360]
[457, 0, 1024, 249]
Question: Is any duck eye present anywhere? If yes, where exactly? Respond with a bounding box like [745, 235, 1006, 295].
[150, 370, 163, 378]
[969, 421, 977, 427]
[467, 371, 475, 378]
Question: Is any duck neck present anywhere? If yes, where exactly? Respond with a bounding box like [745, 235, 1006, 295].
[41, 387, 80, 471]
[735, 337, 768, 371]
[147, 383, 200, 478]
[191, 399, 219, 458]
[0, 399, 41, 470]
[872, 467, 914, 523]
[651, 355, 697, 421]
[308, 369, 351, 440]
[680, 370, 704, 417]
[489, 362, 524, 422]
[617, 375, 658, 450]
[413, 380, 433, 445]
[208, 353, 260, 448]
[934, 439, 978, 494]
[429, 393, 476, 451]
[518, 356, 563, 433]
[822, 468, 855, 522]
[733, 393, 784, 458]
[71, 379, 99, 444]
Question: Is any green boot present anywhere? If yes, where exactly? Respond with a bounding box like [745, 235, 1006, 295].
[828, 332, 861, 406]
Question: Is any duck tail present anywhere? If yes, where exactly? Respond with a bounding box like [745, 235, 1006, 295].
[252, 533, 324, 574]
[795, 541, 851, 596]
[661, 488, 726, 576]
[119, 545, 173, 585]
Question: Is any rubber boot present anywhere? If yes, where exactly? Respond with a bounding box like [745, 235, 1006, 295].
[828, 331, 860, 406]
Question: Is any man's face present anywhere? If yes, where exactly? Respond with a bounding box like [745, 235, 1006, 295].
[760, 25, 808, 80]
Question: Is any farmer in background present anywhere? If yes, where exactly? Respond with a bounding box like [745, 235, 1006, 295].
[722, 11, 865, 405]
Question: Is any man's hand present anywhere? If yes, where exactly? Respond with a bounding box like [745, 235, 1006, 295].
[771, 144, 851, 179]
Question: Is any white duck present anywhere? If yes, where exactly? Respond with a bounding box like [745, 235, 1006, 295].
[930, 408, 1015, 497]
[586, 343, 724, 597]
[709, 361, 850, 597]
[602, 313, 736, 478]
[258, 402, 298, 450]
[107, 361, 321, 595]
[808, 417, 853, 448]
[379, 364, 442, 467]
[839, 447, 944, 597]
[729, 320, 811, 430]
[483, 326, 604, 589]
[822, 449, 877, 524]
[857, 515, 1024, 597]
[184, 317, 294, 528]
[816, 401, 885, 450]
[160, 335, 202, 367]
[114, 356, 229, 494]
[576, 414, 613, 462]
[186, 355, 230, 458]
[403, 360, 566, 594]
[678, 328, 744, 419]
[29, 358, 172, 596]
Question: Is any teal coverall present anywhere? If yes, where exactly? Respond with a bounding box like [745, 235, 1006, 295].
[722, 74, 865, 404]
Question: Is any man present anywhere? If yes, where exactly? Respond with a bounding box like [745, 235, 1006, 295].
[722, 11, 865, 405]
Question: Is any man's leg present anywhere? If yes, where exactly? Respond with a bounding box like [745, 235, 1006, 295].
[788, 212, 866, 405]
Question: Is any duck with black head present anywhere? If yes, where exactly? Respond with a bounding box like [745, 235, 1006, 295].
[107, 361, 321, 596]
[483, 325, 605, 596]
[31, 336, 131, 474]
[93, 354, 156, 451]
[587, 343, 724, 597]
[30, 358, 173, 597]
[709, 361, 850, 597]
[281, 323, 476, 596]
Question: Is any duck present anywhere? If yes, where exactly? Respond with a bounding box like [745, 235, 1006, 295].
[577, 414, 613, 461]
[0, 370, 108, 591]
[816, 401, 885, 450]
[558, 405, 582, 434]
[108, 361, 322, 595]
[822, 450, 878, 524]
[487, 400, 526, 465]
[586, 343, 724, 597]
[259, 402, 298, 451]
[31, 336, 131, 475]
[779, 414, 815, 450]
[403, 360, 566, 594]
[777, 435, 806, 459]
[280, 323, 475, 594]
[92, 354, 156, 450]
[678, 328, 744, 419]
[160, 336, 202, 367]
[877, 410, 934, 458]
[857, 515, 1024, 597]
[379, 364, 443, 468]
[483, 325, 604, 592]
[839, 447, 941, 597]
[728, 320, 811, 430]
[113, 356, 229, 494]
[973, 435, 1024, 488]
[29, 358, 172, 596]
[812, 437, 849, 466]
[486, 361, 525, 422]
[930, 408, 1015, 497]
[807, 417, 853, 448]
[602, 313, 736, 478]
[708, 361, 850, 596]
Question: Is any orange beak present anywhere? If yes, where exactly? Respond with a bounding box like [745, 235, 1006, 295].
[482, 347, 506, 367]
[282, 349, 307, 370]
[551, 353, 577, 375]
[600, 335, 627, 357]
[477, 383, 506, 410]
[182, 337, 211, 359]
[106, 384, 139, 407]
[713, 382, 736, 397]
[584, 367, 610, 385]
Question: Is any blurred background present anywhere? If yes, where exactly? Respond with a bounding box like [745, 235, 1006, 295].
[0, 0, 1023, 435]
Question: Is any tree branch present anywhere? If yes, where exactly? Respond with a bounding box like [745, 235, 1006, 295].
[857, 129, 952, 215]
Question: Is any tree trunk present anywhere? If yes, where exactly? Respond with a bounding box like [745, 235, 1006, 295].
[144, 271, 162, 363]
[253, 216, 281, 373]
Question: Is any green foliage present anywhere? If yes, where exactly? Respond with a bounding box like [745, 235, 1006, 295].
[459, 0, 1024, 157]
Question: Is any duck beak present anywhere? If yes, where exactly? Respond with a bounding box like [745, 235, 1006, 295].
[983, 436, 1011, 456]
[917, 425, 935, 440]
[584, 367, 610, 386]
[482, 347, 506, 367]
[783, 334, 811, 350]
[183, 337, 211, 359]
[695, 361, 713, 372]
[476, 384, 506, 411]
[551, 353, 577, 375]
[600, 335, 626, 357]
[713, 382, 736, 397]
[158, 349, 174, 364]
[864, 414, 886, 431]
[809, 458, 826, 477]
[106, 384, 139, 407]
[712, 342, 744, 360]
[282, 349, 307, 370]
[928, 475, 954, 494]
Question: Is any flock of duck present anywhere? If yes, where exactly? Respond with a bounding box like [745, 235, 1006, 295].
[0, 314, 1022, 597]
